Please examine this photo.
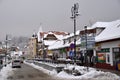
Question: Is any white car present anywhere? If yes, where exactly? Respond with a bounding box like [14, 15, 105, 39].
[12, 59, 21, 68]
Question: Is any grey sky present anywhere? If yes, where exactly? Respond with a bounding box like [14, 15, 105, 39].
[0, 0, 120, 41]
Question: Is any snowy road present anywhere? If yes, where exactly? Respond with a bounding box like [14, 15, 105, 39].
[0, 62, 120, 80]
[9, 63, 56, 80]
[0, 63, 57, 80]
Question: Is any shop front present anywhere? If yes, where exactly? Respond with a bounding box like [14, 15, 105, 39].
[95, 47, 115, 70]
[112, 47, 120, 70]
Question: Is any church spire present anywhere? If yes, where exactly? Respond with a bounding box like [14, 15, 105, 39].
[37, 24, 43, 42]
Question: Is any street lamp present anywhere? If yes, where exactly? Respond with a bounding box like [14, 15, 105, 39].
[71, 3, 79, 62]
[5, 35, 8, 66]
[4, 35, 10, 66]
[84, 26, 89, 71]
[4, 34, 12, 67]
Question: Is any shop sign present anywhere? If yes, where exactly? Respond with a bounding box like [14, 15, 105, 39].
[81, 36, 95, 42]
[97, 53, 106, 63]
[81, 36, 95, 49]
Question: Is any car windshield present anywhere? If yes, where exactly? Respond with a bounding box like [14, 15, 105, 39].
[13, 60, 20, 62]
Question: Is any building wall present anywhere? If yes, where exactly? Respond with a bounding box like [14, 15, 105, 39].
[96, 40, 120, 66]
[28, 38, 37, 58]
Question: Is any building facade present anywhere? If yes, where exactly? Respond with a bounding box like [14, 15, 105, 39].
[28, 34, 37, 58]
[95, 40, 120, 70]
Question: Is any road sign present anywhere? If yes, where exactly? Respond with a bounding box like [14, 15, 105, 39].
[81, 36, 95, 49]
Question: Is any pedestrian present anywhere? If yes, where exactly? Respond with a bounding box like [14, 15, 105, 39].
[0, 59, 3, 69]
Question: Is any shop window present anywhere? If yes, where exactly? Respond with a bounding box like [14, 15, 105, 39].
[112, 47, 120, 65]
[113, 48, 120, 53]
[113, 48, 120, 59]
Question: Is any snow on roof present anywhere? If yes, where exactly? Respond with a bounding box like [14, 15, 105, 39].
[63, 35, 70, 39]
[44, 40, 57, 46]
[95, 20, 120, 42]
[63, 30, 80, 39]
[45, 20, 120, 50]
[48, 32, 53, 34]
[78, 21, 111, 32]
[48, 30, 81, 50]
[91, 20, 114, 29]
[55, 35, 64, 40]
[43, 31, 70, 49]
[76, 39, 81, 45]
[48, 40, 64, 50]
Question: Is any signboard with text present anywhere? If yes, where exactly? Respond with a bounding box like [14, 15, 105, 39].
[81, 36, 95, 49]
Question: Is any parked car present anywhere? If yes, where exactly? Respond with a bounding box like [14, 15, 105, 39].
[12, 59, 21, 68]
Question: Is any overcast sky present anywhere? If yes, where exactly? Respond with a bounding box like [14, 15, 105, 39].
[0, 0, 120, 41]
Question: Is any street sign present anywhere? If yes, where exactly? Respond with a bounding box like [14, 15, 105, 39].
[81, 36, 95, 49]
[81, 36, 95, 42]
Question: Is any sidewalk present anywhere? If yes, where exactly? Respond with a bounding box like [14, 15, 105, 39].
[96, 68, 120, 76]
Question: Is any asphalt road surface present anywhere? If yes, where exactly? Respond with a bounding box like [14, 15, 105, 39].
[6, 63, 58, 80]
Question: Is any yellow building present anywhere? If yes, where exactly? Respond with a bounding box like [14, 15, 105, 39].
[28, 34, 37, 58]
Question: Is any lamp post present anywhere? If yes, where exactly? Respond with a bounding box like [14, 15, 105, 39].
[42, 36, 45, 61]
[4, 35, 8, 66]
[35, 35, 38, 58]
[5, 34, 10, 66]
[71, 3, 79, 63]
[84, 26, 89, 71]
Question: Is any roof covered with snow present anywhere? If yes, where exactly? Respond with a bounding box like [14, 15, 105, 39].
[95, 20, 120, 42]
[48, 40, 64, 50]
[63, 30, 80, 39]
[44, 40, 58, 46]
[91, 21, 110, 28]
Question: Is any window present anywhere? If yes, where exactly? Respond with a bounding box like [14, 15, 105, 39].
[101, 48, 110, 52]
[112, 47, 120, 65]
[113, 48, 120, 53]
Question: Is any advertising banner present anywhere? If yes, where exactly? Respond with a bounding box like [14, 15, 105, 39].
[97, 53, 106, 63]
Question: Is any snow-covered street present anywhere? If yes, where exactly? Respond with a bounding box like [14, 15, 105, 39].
[0, 61, 120, 80]
[0, 63, 55, 80]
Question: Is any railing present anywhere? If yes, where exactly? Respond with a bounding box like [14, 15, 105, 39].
[33, 58, 82, 65]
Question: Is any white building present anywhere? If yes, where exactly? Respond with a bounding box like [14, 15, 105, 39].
[94, 20, 120, 70]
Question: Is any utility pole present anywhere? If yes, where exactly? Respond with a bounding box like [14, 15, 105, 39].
[71, 3, 79, 63]
[84, 26, 89, 71]
[41, 33, 45, 61]
[5, 35, 8, 66]
[36, 36, 38, 58]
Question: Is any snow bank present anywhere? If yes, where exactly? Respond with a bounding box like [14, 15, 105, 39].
[56, 69, 120, 80]
[0, 64, 14, 80]
[25, 61, 120, 80]
[1, 61, 119, 80]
